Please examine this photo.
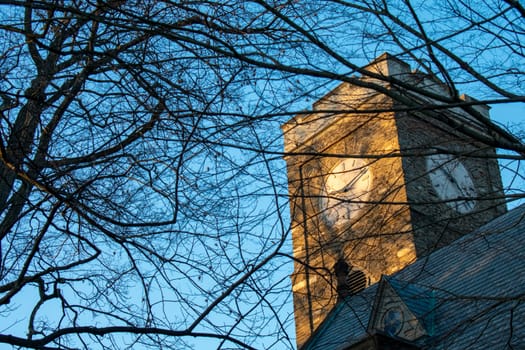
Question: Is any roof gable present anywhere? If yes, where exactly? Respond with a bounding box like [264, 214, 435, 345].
[367, 276, 433, 341]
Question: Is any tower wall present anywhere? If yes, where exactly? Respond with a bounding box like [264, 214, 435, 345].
[284, 90, 417, 347]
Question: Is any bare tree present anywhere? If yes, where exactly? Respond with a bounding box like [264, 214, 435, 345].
[0, 1, 523, 349]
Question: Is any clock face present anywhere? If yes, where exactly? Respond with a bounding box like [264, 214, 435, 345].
[426, 154, 477, 214]
[320, 158, 372, 227]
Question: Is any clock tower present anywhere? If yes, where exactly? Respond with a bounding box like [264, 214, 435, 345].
[282, 53, 506, 348]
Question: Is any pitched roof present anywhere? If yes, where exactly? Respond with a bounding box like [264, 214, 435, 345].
[302, 204, 525, 349]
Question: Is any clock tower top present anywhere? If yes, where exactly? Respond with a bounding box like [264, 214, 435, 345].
[283, 53, 506, 348]
[283, 53, 490, 154]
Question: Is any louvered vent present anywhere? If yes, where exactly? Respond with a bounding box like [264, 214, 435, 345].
[334, 259, 370, 300]
[346, 269, 367, 295]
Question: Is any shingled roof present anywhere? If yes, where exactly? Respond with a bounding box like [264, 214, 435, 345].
[302, 204, 525, 349]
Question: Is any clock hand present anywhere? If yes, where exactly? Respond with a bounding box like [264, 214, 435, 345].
[435, 166, 455, 186]
[329, 167, 368, 195]
[435, 165, 471, 199]
[446, 173, 475, 210]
